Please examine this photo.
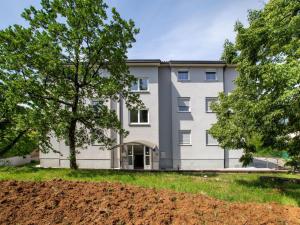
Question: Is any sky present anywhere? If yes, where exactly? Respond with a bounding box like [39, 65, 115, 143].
[0, 0, 266, 60]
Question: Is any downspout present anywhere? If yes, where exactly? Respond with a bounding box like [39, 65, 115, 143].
[222, 64, 227, 168]
[119, 95, 124, 169]
[169, 61, 175, 170]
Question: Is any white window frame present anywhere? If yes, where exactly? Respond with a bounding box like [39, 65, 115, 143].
[179, 130, 192, 145]
[131, 78, 149, 92]
[205, 71, 217, 81]
[205, 97, 218, 113]
[206, 130, 219, 146]
[177, 97, 191, 112]
[177, 70, 190, 82]
[129, 109, 150, 125]
[91, 99, 101, 112]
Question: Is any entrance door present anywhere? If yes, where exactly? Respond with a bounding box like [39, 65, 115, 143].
[144, 146, 151, 170]
[133, 145, 144, 169]
[127, 146, 134, 169]
[127, 145, 152, 170]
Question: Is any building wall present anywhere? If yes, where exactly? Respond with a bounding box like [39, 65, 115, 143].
[122, 66, 159, 146]
[224, 66, 244, 167]
[158, 67, 173, 169]
[171, 66, 226, 169]
[40, 134, 112, 169]
[122, 66, 160, 169]
[224, 66, 237, 93]
[41, 62, 244, 170]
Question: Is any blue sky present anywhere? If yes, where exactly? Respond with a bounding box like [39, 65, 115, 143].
[0, 0, 265, 60]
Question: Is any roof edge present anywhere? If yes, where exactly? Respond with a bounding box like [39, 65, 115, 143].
[126, 59, 237, 67]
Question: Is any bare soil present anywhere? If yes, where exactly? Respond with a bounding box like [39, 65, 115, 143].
[0, 180, 299, 225]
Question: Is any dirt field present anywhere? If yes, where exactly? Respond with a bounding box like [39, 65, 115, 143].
[0, 180, 299, 225]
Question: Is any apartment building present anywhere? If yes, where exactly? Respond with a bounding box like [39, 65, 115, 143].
[40, 59, 243, 170]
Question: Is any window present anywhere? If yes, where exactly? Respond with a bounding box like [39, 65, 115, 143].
[178, 97, 190, 112]
[91, 100, 101, 112]
[131, 78, 149, 92]
[178, 71, 189, 81]
[179, 130, 191, 145]
[205, 72, 217, 81]
[206, 130, 218, 145]
[129, 109, 149, 124]
[206, 97, 218, 112]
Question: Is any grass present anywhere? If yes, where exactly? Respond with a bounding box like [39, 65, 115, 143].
[0, 164, 299, 207]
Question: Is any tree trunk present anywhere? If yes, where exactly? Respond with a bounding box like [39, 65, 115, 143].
[68, 119, 78, 169]
[0, 129, 28, 156]
[69, 48, 80, 170]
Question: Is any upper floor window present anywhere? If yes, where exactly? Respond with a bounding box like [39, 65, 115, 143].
[91, 100, 102, 114]
[178, 71, 189, 81]
[206, 130, 218, 146]
[131, 78, 149, 92]
[205, 72, 217, 81]
[206, 97, 218, 113]
[178, 97, 191, 112]
[129, 109, 149, 125]
[179, 130, 191, 145]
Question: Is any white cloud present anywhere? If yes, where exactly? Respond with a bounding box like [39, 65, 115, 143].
[128, 0, 265, 60]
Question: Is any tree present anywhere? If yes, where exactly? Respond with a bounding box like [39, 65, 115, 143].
[210, 0, 300, 170]
[0, 83, 38, 157]
[0, 0, 141, 169]
[220, 39, 238, 64]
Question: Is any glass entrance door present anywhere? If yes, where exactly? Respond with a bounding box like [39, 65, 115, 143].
[127, 145, 152, 170]
[127, 146, 134, 169]
[144, 146, 151, 170]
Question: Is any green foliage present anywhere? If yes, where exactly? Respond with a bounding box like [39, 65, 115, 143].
[0, 166, 299, 206]
[0, 0, 141, 168]
[0, 83, 38, 157]
[210, 0, 300, 170]
[220, 39, 238, 64]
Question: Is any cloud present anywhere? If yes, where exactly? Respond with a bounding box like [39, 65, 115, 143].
[127, 0, 265, 60]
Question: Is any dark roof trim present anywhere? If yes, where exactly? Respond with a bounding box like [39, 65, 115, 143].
[169, 60, 226, 64]
[126, 59, 236, 67]
[126, 59, 161, 63]
[127, 59, 225, 64]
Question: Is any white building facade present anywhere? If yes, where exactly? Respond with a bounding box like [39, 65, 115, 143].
[40, 60, 243, 170]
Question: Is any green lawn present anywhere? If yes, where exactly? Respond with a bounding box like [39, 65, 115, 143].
[0, 164, 299, 207]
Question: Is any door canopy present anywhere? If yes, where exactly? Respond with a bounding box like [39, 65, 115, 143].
[117, 140, 158, 149]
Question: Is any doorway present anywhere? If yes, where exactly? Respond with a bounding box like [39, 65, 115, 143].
[133, 145, 144, 169]
[127, 145, 151, 170]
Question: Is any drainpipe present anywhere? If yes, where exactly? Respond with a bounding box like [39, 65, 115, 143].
[169, 61, 174, 170]
[223, 64, 226, 169]
[119, 95, 124, 169]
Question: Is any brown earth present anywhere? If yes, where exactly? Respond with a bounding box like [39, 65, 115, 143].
[0, 180, 299, 225]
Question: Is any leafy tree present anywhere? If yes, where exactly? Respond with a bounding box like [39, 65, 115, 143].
[0, 83, 38, 157]
[220, 39, 238, 64]
[210, 0, 300, 170]
[0, 0, 141, 169]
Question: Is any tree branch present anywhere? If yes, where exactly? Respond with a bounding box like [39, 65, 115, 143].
[28, 92, 73, 106]
[0, 129, 29, 156]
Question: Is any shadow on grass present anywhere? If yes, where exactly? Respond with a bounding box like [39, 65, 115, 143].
[236, 176, 300, 206]
[67, 169, 138, 179]
[177, 171, 219, 178]
[0, 165, 40, 173]
[1, 164, 219, 180]
[66, 169, 219, 179]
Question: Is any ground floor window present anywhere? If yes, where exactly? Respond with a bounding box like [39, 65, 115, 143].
[179, 130, 191, 145]
[206, 130, 219, 145]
